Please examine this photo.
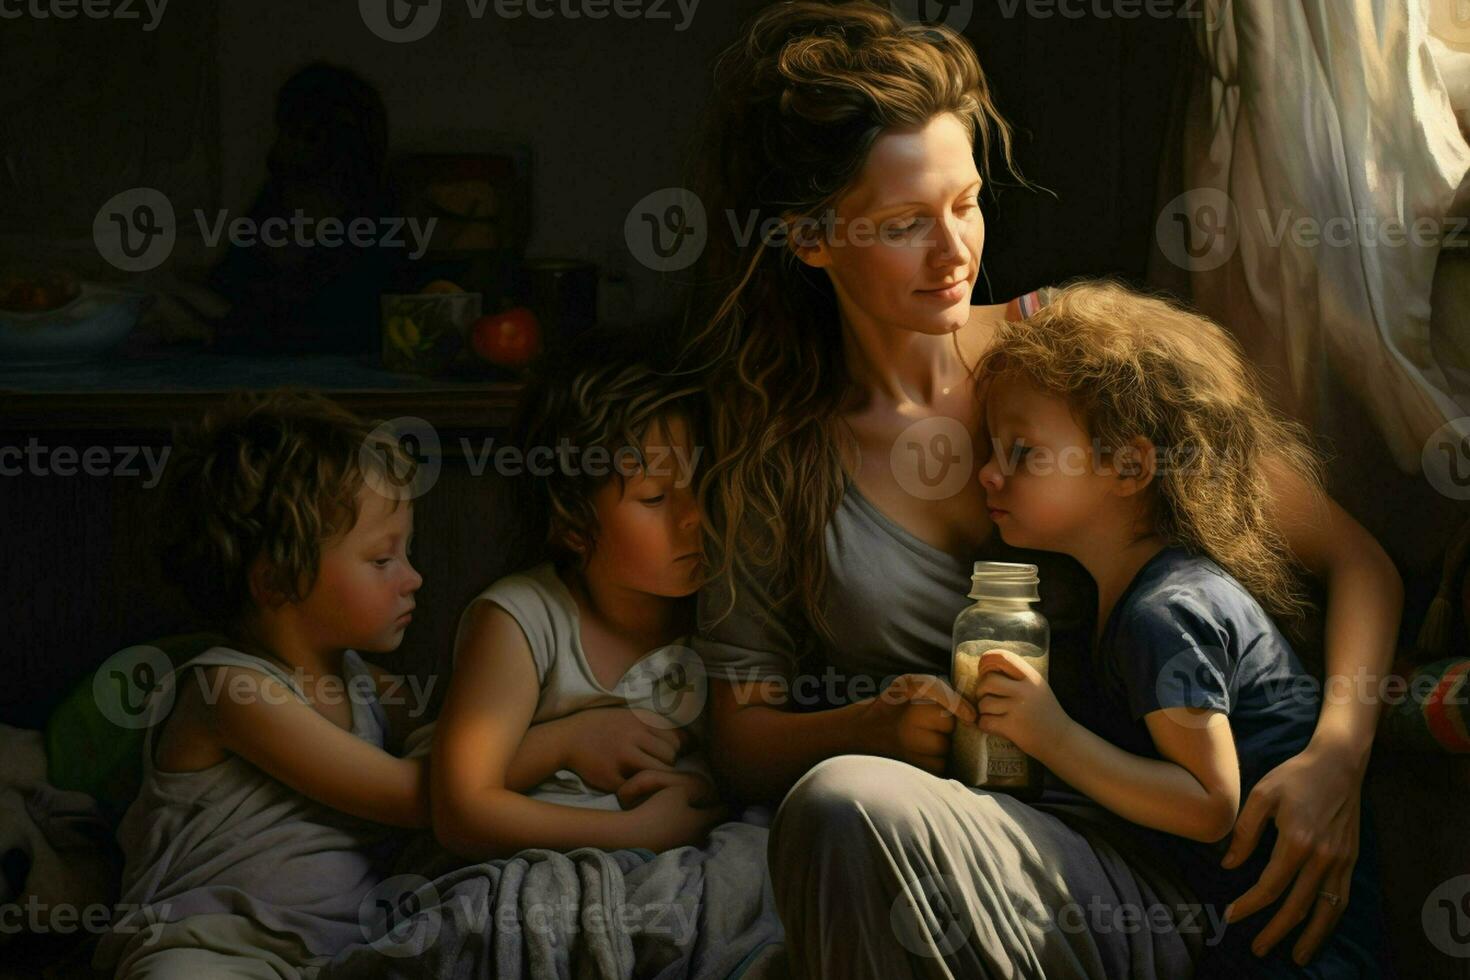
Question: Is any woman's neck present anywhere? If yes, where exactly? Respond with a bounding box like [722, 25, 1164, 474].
[840, 310, 965, 406]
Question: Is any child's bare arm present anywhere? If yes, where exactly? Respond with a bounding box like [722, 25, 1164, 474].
[431, 601, 722, 858]
[1039, 708, 1241, 843]
[208, 666, 430, 828]
[501, 714, 578, 792]
[972, 649, 1241, 842]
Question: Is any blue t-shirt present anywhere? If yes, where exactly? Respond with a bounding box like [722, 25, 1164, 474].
[1087, 545, 1320, 908]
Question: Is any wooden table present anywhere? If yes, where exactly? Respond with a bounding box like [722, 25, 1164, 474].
[0, 349, 523, 434]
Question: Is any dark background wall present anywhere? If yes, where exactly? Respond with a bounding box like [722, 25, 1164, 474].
[0, 2, 1210, 728]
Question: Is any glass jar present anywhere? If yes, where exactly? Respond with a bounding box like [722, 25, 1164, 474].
[950, 561, 1050, 798]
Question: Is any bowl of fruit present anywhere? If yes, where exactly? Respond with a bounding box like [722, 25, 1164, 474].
[381, 281, 484, 377]
[0, 269, 150, 365]
[381, 279, 541, 379]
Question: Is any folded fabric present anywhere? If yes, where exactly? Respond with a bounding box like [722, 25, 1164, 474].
[321, 818, 784, 980]
[0, 780, 117, 946]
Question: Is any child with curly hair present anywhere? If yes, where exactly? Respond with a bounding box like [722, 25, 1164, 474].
[431, 326, 729, 859]
[970, 282, 1390, 976]
[96, 391, 429, 979]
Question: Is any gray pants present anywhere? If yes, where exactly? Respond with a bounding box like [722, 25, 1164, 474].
[768, 756, 1206, 980]
[108, 913, 319, 980]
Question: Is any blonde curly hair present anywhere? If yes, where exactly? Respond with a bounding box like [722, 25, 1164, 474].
[977, 280, 1325, 626]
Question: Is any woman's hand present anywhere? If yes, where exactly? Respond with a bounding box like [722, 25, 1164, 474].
[561, 707, 693, 792]
[855, 673, 976, 775]
[1221, 743, 1365, 965]
[971, 650, 1070, 760]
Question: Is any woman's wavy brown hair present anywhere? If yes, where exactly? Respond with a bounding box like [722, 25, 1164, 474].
[978, 280, 1324, 627]
[677, 0, 1018, 648]
[159, 390, 415, 632]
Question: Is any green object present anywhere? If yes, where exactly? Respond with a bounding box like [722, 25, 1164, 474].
[45, 632, 230, 823]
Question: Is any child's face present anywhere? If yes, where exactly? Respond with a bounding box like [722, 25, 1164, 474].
[978, 376, 1123, 554]
[294, 487, 423, 654]
[580, 414, 704, 598]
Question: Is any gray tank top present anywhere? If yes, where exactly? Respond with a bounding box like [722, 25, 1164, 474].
[694, 477, 1096, 704]
[95, 647, 392, 967]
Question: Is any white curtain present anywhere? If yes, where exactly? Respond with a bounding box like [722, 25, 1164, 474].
[1153, 0, 1470, 473]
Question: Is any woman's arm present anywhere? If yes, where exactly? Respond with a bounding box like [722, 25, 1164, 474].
[1222, 459, 1403, 964]
[1261, 457, 1401, 768]
[209, 666, 430, 828]
[708, 679, 869, 803]
[709, 674, 977, 804]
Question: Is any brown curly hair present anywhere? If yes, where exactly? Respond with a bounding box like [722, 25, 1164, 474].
[977, 280, 1325, 626]
[676, 0, 1019, 647]
[158, 390, 416, 630]
[513, 325, 707, 569]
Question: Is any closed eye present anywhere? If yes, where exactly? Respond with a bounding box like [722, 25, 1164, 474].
[640, 494, 666, 506]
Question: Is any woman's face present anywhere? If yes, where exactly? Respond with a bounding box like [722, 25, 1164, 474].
[793, 112, 984, 338]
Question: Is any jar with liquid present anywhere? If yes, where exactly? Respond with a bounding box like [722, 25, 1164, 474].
[950, 561, 1050, 798]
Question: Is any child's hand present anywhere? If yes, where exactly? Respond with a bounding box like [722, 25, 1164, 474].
[972, 650, 1070, 759]
[616, 768, 720, 810]
[855, 674, 977, 775]
[562, 707, 693, 792]
[629, 780, 730, 852]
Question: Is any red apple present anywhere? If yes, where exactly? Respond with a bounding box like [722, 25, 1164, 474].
[470, 307, 540, 367]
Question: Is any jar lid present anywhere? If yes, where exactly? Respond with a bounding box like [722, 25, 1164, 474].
[969, 561, 1040, 601]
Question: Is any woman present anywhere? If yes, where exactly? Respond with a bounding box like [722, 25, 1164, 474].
[677, 3, 1401, 977]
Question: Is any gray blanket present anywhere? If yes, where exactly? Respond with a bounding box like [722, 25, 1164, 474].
[320, 814, 785, 980]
